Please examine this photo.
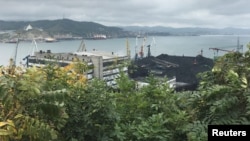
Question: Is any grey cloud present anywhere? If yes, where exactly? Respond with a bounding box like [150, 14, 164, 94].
[1, 0, 250, 28]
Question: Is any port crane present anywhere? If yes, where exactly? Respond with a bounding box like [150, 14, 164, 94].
[23, 38, 39, 67]
[209, 44, 243, 56]
[135, 36, 156, 59]
[209, 46, 236, 59]
[126, 38, 131, 59]
[13, 33, 20, 67]
[209, 37, 243, 58]
[146, 37, 156, 57]
[77, 39, 86, 52]
[138, 37, 146, 58]
[209, 47, 235, 53]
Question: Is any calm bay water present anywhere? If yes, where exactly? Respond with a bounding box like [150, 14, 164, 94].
[1, 35, 250, 66]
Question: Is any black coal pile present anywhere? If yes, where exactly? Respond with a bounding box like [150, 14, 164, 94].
[128, 54, 214, 91]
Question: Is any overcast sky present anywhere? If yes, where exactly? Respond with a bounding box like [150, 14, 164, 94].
[1, 0, 250, 28]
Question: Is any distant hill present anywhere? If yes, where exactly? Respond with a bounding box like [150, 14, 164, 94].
[121, 26, 250, 36]
[1, 19, 250, 38]
[0, 19, 126, 38]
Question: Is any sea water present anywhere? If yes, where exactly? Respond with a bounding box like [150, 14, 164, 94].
[0, 35, 250, 66]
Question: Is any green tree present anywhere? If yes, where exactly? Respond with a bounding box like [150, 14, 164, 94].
[179, 43, 250, 140]
[61, 79, 119, 141]
[0, 66, 65, 141]
[115, 74, 189, 141]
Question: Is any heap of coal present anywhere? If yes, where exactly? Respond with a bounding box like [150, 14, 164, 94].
[128, 54, 214, 91]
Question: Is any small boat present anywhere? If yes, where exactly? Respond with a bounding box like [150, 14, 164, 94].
[44, 37, 58, 43]
[92, 34, 107, 40]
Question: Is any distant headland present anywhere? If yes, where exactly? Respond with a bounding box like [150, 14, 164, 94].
[1, 19, 250, 43]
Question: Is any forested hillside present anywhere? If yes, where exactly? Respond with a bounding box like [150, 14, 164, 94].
[0, 19, 126, 37]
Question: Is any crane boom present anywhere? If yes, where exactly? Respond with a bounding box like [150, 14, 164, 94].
[209, 47, 235, 59]
[209, 47, 234, 53]
[77, 39, 86, 52]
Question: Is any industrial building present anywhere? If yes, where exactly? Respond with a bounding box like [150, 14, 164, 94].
[27, 40, 130, 87]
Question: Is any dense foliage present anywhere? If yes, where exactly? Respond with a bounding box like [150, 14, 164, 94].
[1, 44, 250, 141]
